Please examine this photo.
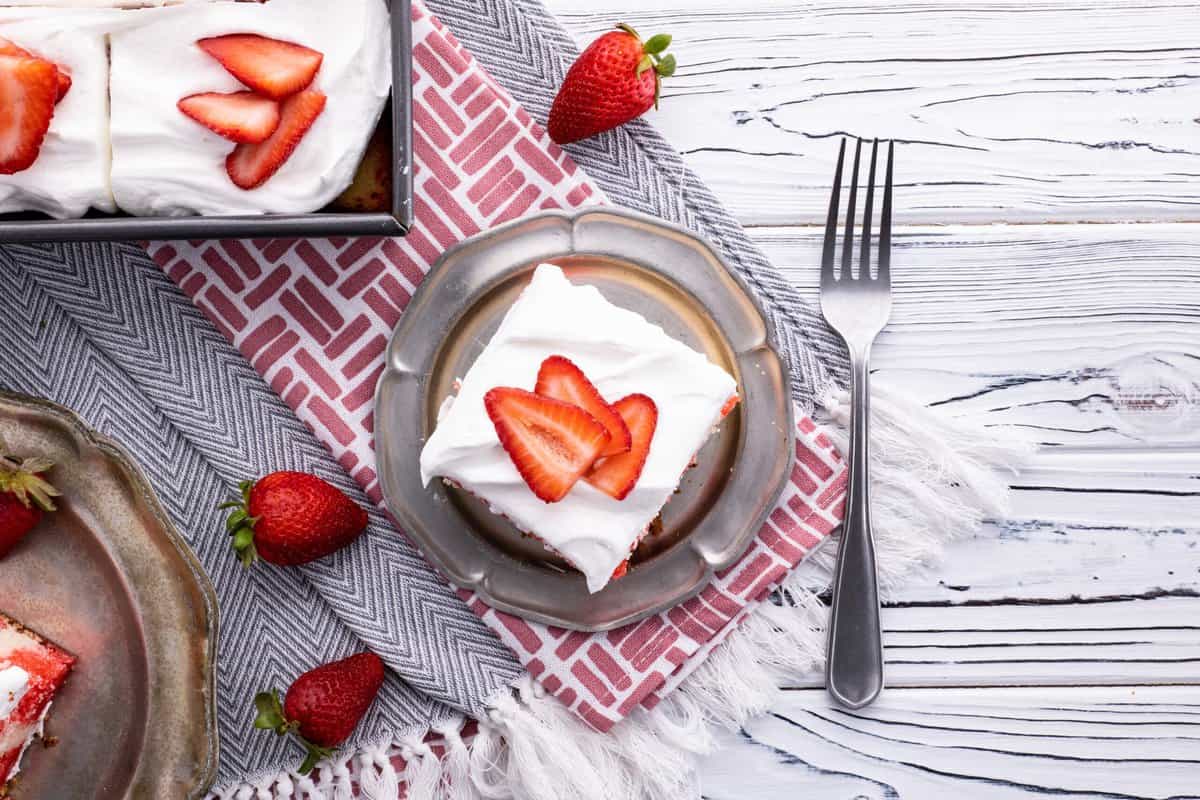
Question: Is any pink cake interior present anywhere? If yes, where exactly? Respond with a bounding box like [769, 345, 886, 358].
[0, 614, 74, 792]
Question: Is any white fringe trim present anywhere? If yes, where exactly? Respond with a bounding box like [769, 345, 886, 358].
[212, 379, 1032, 800]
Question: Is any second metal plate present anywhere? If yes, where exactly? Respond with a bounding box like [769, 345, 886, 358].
[0, 393, 218, 799]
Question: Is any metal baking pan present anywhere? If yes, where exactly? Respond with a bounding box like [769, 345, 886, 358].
[0, 0, 412, 243]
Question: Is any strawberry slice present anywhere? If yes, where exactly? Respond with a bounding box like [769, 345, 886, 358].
[52, 67, 69, 104]
[0, 38, 70, 103]
[0, 55, 59, 175]
[535, 355, 632, 458]
[484, 387, 611, 503]
[179, 91, 280, 144]
[226, 89, 325, 190]
[585, 394, 658, 501]
[197, 34, 323, 100]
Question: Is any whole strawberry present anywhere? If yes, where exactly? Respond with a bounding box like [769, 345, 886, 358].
[254, 652, 385, 774]
[0, 435, 59, 559]
[547, 23, 676, 145]
[221, 471, 368, 566]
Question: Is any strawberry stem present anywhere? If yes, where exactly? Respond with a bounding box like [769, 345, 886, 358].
[616, 22, 641, 40]
[0, 435, 60, 512]
[253, 690, 333, 775]
[298, 741, 335, 776]
[221, 479, 260, 567]
[253, 690, 294, 733]
[615, 22, 676, 110]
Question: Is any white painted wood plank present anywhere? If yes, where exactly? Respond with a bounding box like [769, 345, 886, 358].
[543, 0, 1200, 225]
[780, 598, 1200, 688]
[700, 686, 1200, 799]
[760, 223, 1200, 687]
[751, 223, 1200, 451]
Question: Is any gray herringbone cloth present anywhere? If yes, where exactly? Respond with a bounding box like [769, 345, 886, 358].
[0, 0, 847, 785]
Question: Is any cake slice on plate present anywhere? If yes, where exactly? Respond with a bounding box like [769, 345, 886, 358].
[420, 264, 740, 593]
[0, 613, 74, 794]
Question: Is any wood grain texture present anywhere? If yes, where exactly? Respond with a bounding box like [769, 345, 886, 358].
[763, 224, 1200, 687]
[545, 0, 1200, 225]
[754, 223, 1200, 452]
[701, 687, 1200, 799]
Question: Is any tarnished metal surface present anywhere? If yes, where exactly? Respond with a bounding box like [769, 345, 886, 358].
[0, 393, 217, 799]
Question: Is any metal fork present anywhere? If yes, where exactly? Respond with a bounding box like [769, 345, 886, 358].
[820, 137, 894, 709]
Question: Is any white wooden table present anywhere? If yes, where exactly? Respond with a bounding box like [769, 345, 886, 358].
[546, 2, 1200, 796]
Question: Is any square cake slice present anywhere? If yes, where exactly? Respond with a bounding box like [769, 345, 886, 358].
[0, 11, 118, 218]
[109, 0, 391, 217]
[0, 613, 74, 792]
[420, 264, 740, 593]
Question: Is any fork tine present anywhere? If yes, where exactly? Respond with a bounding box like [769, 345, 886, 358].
[877, 140, 894, 285]
[860, 139, 878, 279]
[821, 139, 846, 286]
[840, 138, 861, 280]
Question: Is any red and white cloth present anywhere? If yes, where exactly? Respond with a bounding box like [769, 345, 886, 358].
[147, 1, 847, 735]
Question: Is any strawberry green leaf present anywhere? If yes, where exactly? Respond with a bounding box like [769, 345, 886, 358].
[655, 54, 677, 77]
[298, 742, 335, 776]
[636, 54, 653, 75]
[252, 688, 330, 775]
[254, 691, 280, 714]
[224, 484, 260, 567]
[644, 34, 671, 54]
[253, 690, 290, 732]
[0, 449, 60, 512]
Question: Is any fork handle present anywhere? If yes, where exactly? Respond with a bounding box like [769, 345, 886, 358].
[826, 351, 884, 709]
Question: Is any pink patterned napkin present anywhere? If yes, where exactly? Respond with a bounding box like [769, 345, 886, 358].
[147, 1, 846, 735]
[463, 418, 843, 730]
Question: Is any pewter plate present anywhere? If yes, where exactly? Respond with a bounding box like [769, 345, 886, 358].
[375, 208, 793, 631]
[0, 393, 218, 799]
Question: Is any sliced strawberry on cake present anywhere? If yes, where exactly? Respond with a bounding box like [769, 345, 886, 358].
[225, 89, 326, 190]
[0, 39, 70, 104]
[0, 54, 60, 175]
[178, 91, 281, 144]
[0, 614, 74, 792]
[535, 355, 632, 458]
[197, 34, 323, 100]
[586, 393, 658, 501]
[484, 387, 610, 503]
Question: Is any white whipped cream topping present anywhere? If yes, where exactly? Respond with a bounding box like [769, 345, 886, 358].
[0, 11, 119, 218]
[0, 664, 33, 780]
[0, 665, 29, 721]
[419, 264, 739, 593]
[110, 0, 391, 217]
